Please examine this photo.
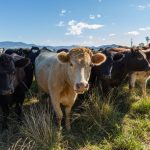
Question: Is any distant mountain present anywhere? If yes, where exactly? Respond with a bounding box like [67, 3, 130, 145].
[0, 41, 120, 51]
[0, 41, 37, 49]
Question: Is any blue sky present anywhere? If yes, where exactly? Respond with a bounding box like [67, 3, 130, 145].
[0, 0, 150, 46]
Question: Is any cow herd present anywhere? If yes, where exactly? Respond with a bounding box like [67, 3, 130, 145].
[0, 44, 150, 131]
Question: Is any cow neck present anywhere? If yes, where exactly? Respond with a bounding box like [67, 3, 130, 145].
[113, 52, 129, 80]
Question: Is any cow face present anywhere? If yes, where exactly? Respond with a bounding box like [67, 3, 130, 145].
[97, 51, 124, 79]
[0, 54, 29, 95]
[129, 49, 150, 71]
[57, 48, 106, 94]
[28, 48, 41, 65]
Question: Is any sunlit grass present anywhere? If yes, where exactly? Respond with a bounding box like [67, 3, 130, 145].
[0, 80, 150, 149]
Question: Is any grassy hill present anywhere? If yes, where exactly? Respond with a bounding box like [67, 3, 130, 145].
[0, 81, 150, 150]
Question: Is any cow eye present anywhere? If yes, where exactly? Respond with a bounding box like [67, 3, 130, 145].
[137, 56, 143, 60]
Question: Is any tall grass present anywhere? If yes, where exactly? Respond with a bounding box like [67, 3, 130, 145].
[21, 103, 64, 150]
[0, 82, 150, 150]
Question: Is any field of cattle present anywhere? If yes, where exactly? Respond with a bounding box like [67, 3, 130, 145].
[0, 46, 150, 150]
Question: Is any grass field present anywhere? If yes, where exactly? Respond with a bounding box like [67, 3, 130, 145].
[0, 80, 150, 150]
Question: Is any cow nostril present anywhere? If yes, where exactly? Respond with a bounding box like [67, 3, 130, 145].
[85, 83, 89, 89]
[76, 83, 89, 90]
[76, 83, 81, 89]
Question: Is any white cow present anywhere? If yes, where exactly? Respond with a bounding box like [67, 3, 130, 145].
[35, 47, 106, 130]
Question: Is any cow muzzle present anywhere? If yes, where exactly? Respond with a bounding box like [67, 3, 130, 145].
[75, 82, 89, 94]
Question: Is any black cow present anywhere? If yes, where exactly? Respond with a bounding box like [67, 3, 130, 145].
[28, 47, 41, 67]
[5, 47, 41, 69]
[41, 47, 53, 52]
[5, 48, 25, 56]
[0, 53, 33, 131]
[98, 49, 150, 94]
[90, 50, 124, 81]
[57, 48, 69, 53]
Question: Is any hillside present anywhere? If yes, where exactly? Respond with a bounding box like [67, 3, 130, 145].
[0, 41, 120, 50]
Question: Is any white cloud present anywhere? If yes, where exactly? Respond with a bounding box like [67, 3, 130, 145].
[109, 33, 116, 37]
[56, 21, 65, 27]
[89, 15, 95, 19]
[138, 5, 146, 10]
[88, 36, 94, 40]
[59, 9, 66, 16]
[97, 14, 101, 18]
[137, 4, 150, 10]
[126, 31, 140, 36]
[139, 27, 150, 31]
[66, 20, 104, 35]
[89, 14, 101, 19]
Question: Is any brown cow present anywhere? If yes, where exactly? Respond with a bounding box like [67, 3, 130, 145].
[35, 47, 106, 130]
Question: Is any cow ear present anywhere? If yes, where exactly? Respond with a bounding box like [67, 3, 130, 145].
[11, 53, 30, 68]
[91, 53, 106, 66]
[57, 52, 70, 63]
[15, 58, 30, 68]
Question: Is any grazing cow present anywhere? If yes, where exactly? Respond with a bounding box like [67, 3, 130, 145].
[35, 47, 106, 130]
[129, 50, 150, 96]
[93, 49, 150, 94]
[0, 53, 33, 131]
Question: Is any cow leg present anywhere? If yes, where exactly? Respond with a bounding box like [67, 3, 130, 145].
[51, 101, 63, 130]
[14, 91, 25, 123]
[141, 80, 147, 96]
[129, 73, 136, 92]
[15, 103, 23, 123]
[1, 105, 9, 131]
[65, 106, 72, 131]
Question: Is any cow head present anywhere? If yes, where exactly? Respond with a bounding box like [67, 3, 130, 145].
[28, 47, 41, 66]
[96, 51, 124, 79]
[0, 54, 29, 95]
[57, 47, 106, 94]
[128, 49, 150, 71]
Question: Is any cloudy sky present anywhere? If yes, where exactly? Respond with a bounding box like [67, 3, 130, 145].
[0, 0, 150, 46]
